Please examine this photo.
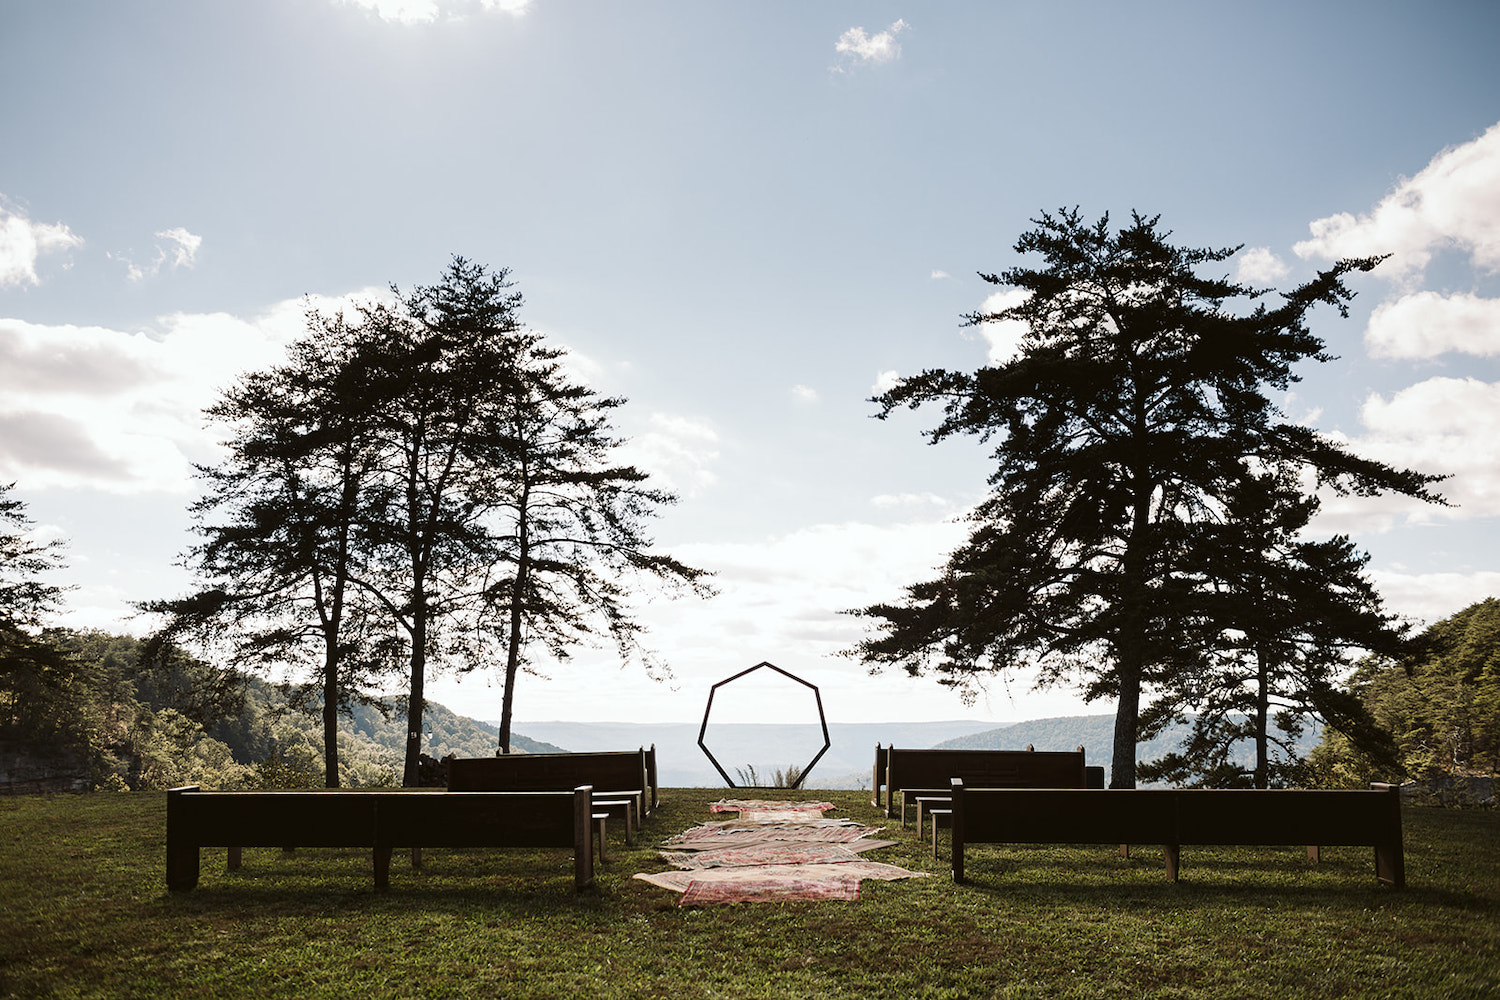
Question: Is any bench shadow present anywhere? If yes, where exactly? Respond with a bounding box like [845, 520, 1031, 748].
[945, 844, 1485, 910]
[161, 846, 610, 913]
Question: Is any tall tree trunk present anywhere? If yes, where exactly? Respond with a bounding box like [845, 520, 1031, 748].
[1111, 456, 1153, 789]
[403, 616, 427, 787]
[1254, 643, 1271, 789]
[497, 557, 527, 757]
[1111, 659, 1142, 789]
[322, 636, 340, 788]
[498, 478, 530, 756]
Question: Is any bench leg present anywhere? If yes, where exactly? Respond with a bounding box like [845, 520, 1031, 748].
[166, 843, 200, 892]
[1375, 842, 1405, 889]
[1307, 845, 1321, 863]
[929, 810, 951, 859]
[227, 846, 242, 871]
[593, 814, 609, 863]
[374, 846, 392, 890]
[1164, 844, 1180, 881]
[411, 847, 423, 871]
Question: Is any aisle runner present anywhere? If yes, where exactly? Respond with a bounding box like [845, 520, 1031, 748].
[633, 799, 927, 905]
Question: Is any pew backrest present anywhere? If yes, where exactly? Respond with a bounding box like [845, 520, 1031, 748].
[448, 748, 652, 813]
[881, 748, 1088, 815]
[166, 784, 595, 892]
[948, 780, 1405, 887]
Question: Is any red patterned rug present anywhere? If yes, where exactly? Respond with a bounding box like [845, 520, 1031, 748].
[679, 873, 863, 905]
[709, 799, 836, 822]
[636, 798, 927, 906]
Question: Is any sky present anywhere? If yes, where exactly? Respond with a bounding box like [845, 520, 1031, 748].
[3, 1, 1499, 730]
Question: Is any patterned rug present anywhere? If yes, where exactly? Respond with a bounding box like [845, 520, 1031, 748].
[635, 798, 927, 906]
[709, 799, 836, 822]
[665, 820, 885, 850]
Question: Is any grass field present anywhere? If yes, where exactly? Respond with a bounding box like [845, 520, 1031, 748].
[1, 788, 1496, 999]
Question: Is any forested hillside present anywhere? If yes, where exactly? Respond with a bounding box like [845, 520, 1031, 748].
[1, 629, 563, 793]
[1310, 598, 1499, 791]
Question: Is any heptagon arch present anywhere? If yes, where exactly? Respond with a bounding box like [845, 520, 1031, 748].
[697, 661, 831, 789]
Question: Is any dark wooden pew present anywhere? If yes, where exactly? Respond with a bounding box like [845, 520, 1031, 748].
[447, 747, 656, 842]
[166, 785, 596, 892]
[947, 779, 1405, 887]
[877, 746, 1095, 820]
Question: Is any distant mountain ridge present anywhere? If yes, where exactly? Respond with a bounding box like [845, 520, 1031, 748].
[501, 719, 1011, 789]
[490, 714, 1323, 788]
[933, 714, 1323, 783]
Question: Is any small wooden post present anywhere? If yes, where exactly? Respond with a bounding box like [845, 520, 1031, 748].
[574, 785, 595, 890]
[950, 777, 966, 884]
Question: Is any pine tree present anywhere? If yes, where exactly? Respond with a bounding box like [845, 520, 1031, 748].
[850, 209, 1442, 786]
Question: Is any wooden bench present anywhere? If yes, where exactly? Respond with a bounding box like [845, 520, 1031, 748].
[947, 779, 1405, 887]
[875, 746, 1097, 822]
[447, 747, 657, 846]
[166, 784, 597, 892]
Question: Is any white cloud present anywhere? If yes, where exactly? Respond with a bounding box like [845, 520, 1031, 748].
[665, 517, 967, 662]
[833, 19, 909, 67]
[790, 384, 819, 404]
[617, 412, 720, 496]
[1309, 377, 1500, 531]
[1294, 121, 1500, 280]
[871, 492, 948, 509]
[1235, 246, 1290, 284]
[111, 227, 204, 282]
[157, 227, 203, 269]
[341, 0, 530, 24]
[426, 514, 1082, 724]
[1364, 290, 1500, 360]
[872, 370, 900, 394]
[1369, 568, 1500, 628]
[930, 269, 952, 281]
[0, 289, 383, 493]
[0, 202, 82, 288]
[972, 287, 1030, 364]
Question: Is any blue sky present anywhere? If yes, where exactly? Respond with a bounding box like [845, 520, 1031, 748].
[2, 1, 1498, 726]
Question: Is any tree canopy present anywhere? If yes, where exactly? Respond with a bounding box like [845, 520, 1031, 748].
[1137, 467, 1407, 787]
[145, 258, 710, 784]
[850, 209, 1443, 787]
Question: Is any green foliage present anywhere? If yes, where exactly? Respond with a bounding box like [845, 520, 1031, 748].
[142, 301, 408, 788]
[1309, 598, 1500, 786]
[147, 259, 708, 788]
[1, 623, 565, 792]
[1137, 469, 1406, 788]
[383, 258, 714, 759]
[850, 209, 1439, 788]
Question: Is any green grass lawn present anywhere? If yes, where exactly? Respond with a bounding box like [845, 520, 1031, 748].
[1, 789, 1495, 999]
